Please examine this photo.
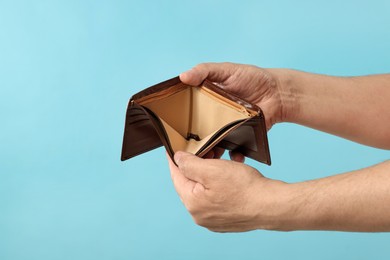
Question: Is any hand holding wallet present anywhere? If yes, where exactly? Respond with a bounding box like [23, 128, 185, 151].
[121, 76, 271, 165]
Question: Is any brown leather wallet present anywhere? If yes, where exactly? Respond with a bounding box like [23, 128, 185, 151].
[121, 77, 271, 165]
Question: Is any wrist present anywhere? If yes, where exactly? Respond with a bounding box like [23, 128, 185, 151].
[266, 68, 302, 124]
[251, 179, 308, 231]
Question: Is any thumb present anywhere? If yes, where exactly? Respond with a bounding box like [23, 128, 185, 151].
[167, 152, 196, 201]
[174, 151, 209, 185]
[179, 62, 236, 86]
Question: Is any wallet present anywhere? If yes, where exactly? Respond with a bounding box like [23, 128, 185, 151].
[120, 76, 271, 165]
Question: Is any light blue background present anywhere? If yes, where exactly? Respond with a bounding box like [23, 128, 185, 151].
[1, 0, 390, 259]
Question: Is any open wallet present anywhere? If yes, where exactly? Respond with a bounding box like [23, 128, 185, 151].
[120, 76, 271, 165]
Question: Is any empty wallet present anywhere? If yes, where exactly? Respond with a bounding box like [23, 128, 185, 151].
[120, 76, 271, 165]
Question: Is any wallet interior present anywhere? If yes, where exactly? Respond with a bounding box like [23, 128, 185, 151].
[137, 83, 253, 154]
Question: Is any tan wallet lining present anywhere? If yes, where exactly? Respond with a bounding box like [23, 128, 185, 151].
[138, 83, 251, 153]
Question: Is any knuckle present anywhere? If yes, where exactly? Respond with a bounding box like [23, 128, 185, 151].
[186, 206, 211, 228]
[185, 203, 195, 214]
[193, 216, 208, 228]
[207, 227, 225, 233]
[184, 199, 197, 214]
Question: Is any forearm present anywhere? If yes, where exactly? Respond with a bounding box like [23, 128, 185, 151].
[277, 160, 390, 232]
[268, 69, 390, 149]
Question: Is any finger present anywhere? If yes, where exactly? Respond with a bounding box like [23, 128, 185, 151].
[213, 147, 225, 159]
[167, 153, 196, 200]
[202, 147, 225, 159]
[229, 151, 245, 163]
[174, 151, 210, 184]
[203, 150, 215, 159]
[179, 62, 237, 86]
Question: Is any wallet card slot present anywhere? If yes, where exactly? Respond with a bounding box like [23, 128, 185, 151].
[199, 87, 250, 115]
[195, 119, 248, 157]
[127, 115, 150, 124]
[129, 111, 147, 117]
[127, 118, 150, 125]
[141, 106, 176, 158]
[126, 108, 151, 125]
[121, 115, 163, 161]
[217, 118, 271, 165]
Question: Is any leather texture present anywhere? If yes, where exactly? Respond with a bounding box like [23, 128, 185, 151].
[121, 76, 271, 165]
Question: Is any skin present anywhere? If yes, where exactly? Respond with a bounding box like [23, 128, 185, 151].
[167, 62, 390, 232]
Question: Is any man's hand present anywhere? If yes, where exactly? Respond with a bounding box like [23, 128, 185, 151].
[181, 62, 390, 149]
[168, 151, 293, 232]
[169, 152, 390, 232]
[180, 62, 293, 130]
